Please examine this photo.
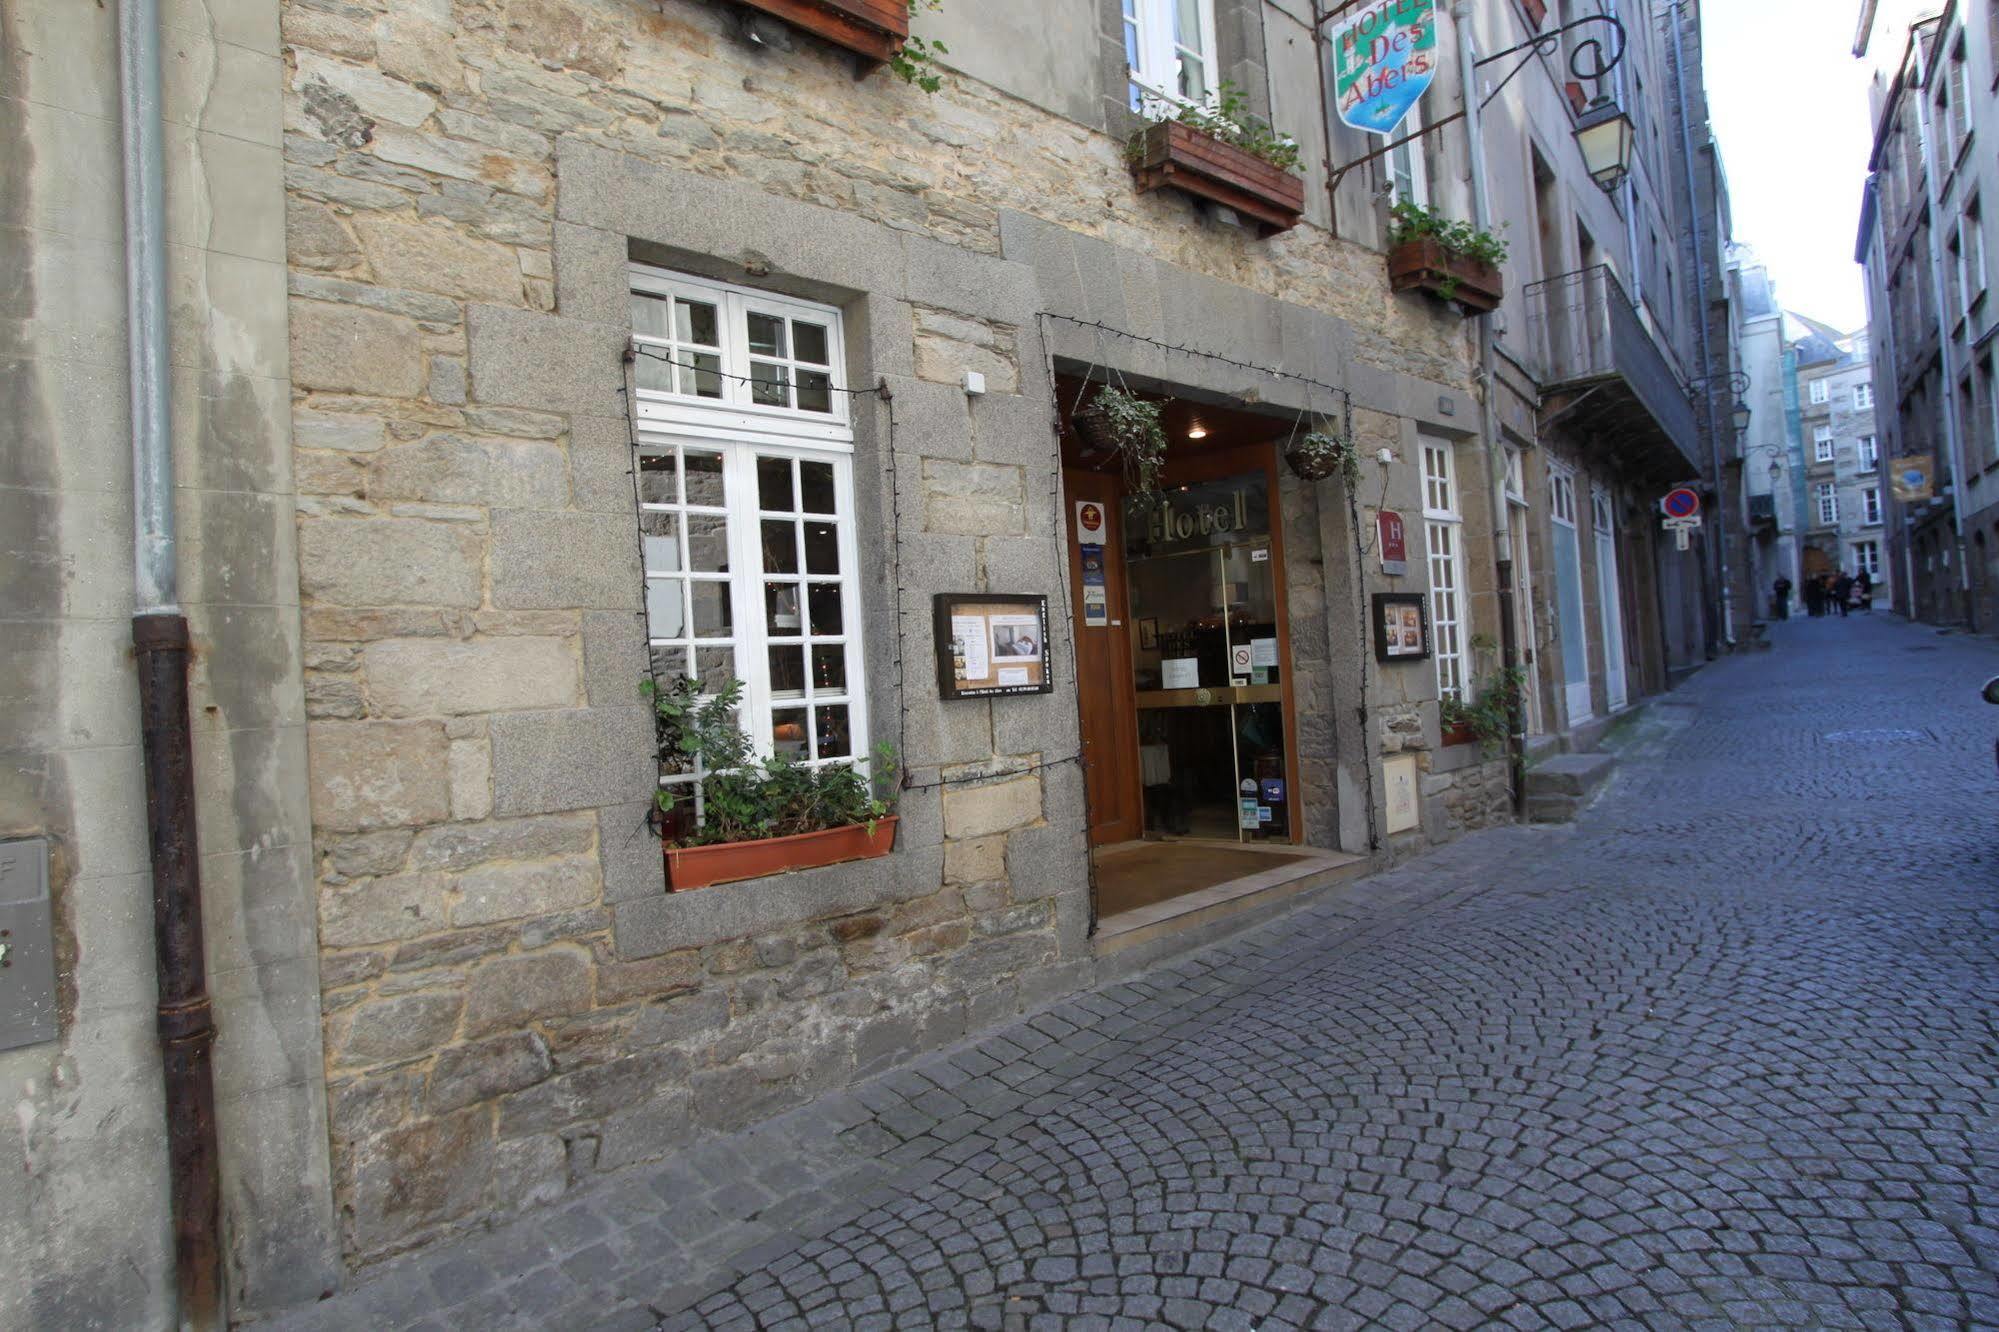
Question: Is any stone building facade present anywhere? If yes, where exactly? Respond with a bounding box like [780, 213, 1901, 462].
[1796, 329, 1890, 600]
[4, 0, 1730, 1322]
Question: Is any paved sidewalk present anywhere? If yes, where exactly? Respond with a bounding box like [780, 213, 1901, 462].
[279, 614, 1999, 1330]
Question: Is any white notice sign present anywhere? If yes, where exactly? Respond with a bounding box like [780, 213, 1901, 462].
[951, 615, 989, 681]
[1250, 637, 1278, 669]
[1162, 657, 1200, 690]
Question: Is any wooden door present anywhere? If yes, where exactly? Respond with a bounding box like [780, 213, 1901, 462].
[1065, 470, 1143, 845]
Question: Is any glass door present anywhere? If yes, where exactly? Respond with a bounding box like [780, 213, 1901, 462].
[1123, 472, 1291, 843]
[1549, 464, 1592, 725]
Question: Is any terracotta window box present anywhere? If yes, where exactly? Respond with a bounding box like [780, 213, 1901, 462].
[1441, 718, 1481, 749]
[1129, 120, 1305, 238]
[726, 0, 908, 65]
[664, 816, 898, 891]
[1387, 238, 1505, 316]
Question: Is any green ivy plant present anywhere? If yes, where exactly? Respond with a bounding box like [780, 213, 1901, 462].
[1287, 428, 1361, 489]
[643, 676, 898, 847]
[888, 0, 949, 93]
[1440, 634, 1525, 758]
[1387, 201, 1510, 268]
[1080, 385, 1169, 495]
[1131, 80, 1303, 173]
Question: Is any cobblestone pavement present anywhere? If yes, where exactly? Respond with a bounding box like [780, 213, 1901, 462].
[281, 614, 1999, 1331]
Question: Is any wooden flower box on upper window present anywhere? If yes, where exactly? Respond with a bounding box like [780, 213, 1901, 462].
[727, 0, 909, 65]
[1387, 238, 1505, 316]
[1129, 120, 1306, 238]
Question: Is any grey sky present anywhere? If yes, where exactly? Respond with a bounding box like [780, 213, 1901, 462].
[1702, 1, 1877, 333]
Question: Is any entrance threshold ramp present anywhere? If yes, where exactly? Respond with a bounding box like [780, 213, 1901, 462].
[1093, 840, 1369, 956]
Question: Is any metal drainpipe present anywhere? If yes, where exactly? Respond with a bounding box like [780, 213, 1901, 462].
[120, 0, 224, 1325]
[1909, 20, 1976, 627]
[1451, 1, 1526, 815]
[1669, 1, 1733, 651]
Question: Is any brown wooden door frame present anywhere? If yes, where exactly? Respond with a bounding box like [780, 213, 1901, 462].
[1066, 441, 1306, 849]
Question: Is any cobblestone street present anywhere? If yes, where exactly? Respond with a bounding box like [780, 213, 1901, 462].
[284, 614, 1999, 1331]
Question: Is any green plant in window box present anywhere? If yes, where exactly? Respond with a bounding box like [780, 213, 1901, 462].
[1386, 201, 1510, 313]
[888, 0, 948, 93]
[1127, 80, 1303, 173]
[1439, 634, 1525, 759]
[1072, 385, 1169, 496]
[643, 676, 900, 888]
[1284, 428, 1361, 488]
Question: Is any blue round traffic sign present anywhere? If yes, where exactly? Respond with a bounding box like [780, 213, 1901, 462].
[1661, 488, 1701, 520]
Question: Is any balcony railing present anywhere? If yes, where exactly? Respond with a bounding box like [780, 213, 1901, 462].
[1520, 265, 1701, 474]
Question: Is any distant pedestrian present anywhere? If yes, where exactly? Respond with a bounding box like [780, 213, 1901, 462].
[1833, 571, 1855, 618]
[1773, 576, 1793, 620]
[1856, 569, 1873, 612]
[1803, 576, 1824, 617]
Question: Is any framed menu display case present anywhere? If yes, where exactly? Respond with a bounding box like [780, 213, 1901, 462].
[934, 594, 1054, 699]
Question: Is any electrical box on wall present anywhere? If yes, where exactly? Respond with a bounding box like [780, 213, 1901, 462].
[0, 839, 56, 1051]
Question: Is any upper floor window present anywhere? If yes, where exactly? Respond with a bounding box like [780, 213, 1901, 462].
[1853, 539, 1882, 579]
[1814, 426, 1835, 463]
[1389, 107, 1430, 208]
[1124, 0, 1217, 112]
[1817, 482, 1839, 526]
[1965, 200, 1988, 304]
[1859, 434, 1879, 470]
[1950, 38, 1973, 151]
[1862, 485, 1883, 526]
[1854, 383, 1875, 411]
[1809, 379, 1830, 405]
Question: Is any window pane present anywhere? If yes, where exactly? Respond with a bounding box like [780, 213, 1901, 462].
[804, 522, 840, 575]
[678, 352, 723, 400]
[771, 707, 809, 757]
[800, 461, 836, 514]
[635, 351, 674, 393]
[769, 646, 806, 698]
[807, 582, 844, 635]
[762, 520, 800, 573]
[747, 312, 787, 358]
[645, 579, 685, 638]
[681, 512, 726, 574]
[684, 450, 726, 507]
[637, 454, 676, 505]
[691, 581, 732, 638]
[796, 370, 833, 415]
[676, 298, 719, 347]
[631, 291, 673, 339]
[750, 361, 789, 408]
[1177, 53, 1207, 101]
[694, 646, 736, 689]
[814, 705, 852, 760]
[793, 321, 829, 366]
[1174, 0, 1203, 46]
[765, 582, 802, 634]
[642, 528, 680, 576]
[648, 643, 689, 682]
[758, 457, 796, 512]
[812, 644, 847, 693]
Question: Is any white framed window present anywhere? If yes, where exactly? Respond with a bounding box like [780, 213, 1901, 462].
[1853, 383, 1874, 411]
[1124, 0, 1217, 111]
[1967, 200, 1988, 301]
[1503, 445, 1527, 504]
[629, 266, 871, 817]
[1809, 378, 1830, 405]
[1859, 434, 1879, 470]
[1814, 426, 1835, 463]
[1389, 107, 1430, 208]
[1853, 540, 1881, 579]
[1817, 482, 1839, 526]
[1862, 485, 1883, 525]
[1422, 438, 1468, 703]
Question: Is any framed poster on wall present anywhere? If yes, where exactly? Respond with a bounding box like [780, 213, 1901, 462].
[1371, 592, 1432, 663]
[934, 594, 1055, 699]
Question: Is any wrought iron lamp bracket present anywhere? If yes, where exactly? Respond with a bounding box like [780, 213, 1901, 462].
[1325, 13, 1628, 193]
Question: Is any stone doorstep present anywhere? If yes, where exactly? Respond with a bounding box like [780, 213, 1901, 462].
[1091, 850, 1373, 958]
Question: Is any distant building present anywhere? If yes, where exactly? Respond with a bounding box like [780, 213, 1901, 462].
[1728, 247, 1805, 613]
[1793, 322, 1891, 603]
[1855, 1, 1999, 626]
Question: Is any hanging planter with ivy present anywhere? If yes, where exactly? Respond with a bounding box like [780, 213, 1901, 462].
[1072, 385, 1168, 496]
[1386, 202, 1508, 316]
[1284, 428, 1360, 487]
[1128, 82, 1305, 237]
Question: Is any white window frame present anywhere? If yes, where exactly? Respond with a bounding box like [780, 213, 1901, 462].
[1862, 485, 1883, 526]
[1859, 434, 1879, 470]
[1810, 378, 1830, 405]
[1853, 383, 1874, 411]
[1814, 426, 1835, 463]
[1124, 0, 1219, 112]
[1817, 482, 1839, 526]
[1853, 539, 1881, 579]
[1967, 200, 1988, 301]
[629, 265, 872, 813]
[1421, 439, 1468, 703]
[1389, 106, 1430, 208]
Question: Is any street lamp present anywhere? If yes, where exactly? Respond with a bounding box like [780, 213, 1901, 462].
[1574, 96, 1638, 194]
[1732, 398, 1752, 435]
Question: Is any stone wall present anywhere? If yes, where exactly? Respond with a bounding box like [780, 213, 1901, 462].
[277, 0, 1478, 1269]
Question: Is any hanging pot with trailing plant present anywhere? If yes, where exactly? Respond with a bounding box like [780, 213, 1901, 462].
[1284, 428, 1360, 487]
[1073, 385, 1168, 495]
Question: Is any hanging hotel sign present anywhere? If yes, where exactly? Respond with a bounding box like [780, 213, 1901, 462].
[1889, 455, 1935, 503]
[1377, 510, 1408, 575]
[1329, 0, 1439, 136]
